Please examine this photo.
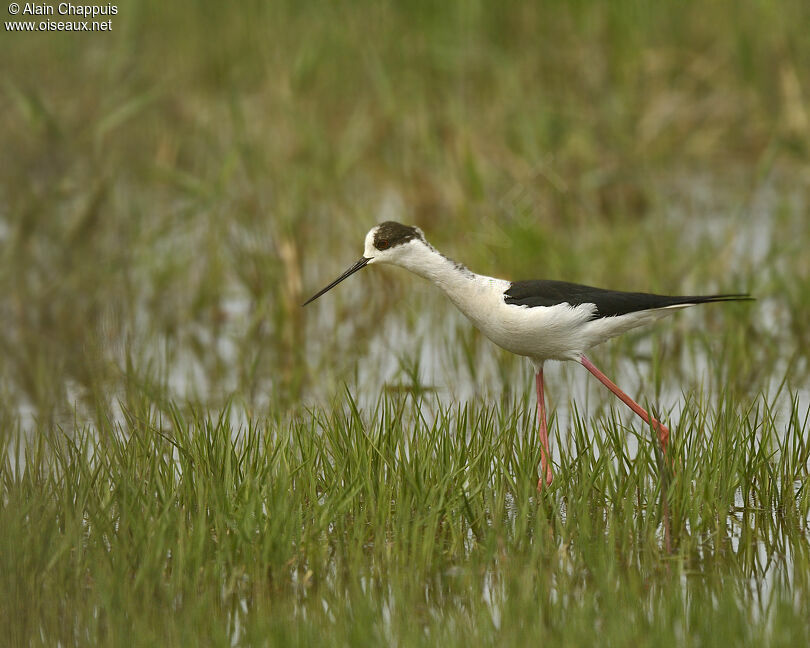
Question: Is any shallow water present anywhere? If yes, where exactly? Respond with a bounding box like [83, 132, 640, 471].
[6, 178, 809, 493]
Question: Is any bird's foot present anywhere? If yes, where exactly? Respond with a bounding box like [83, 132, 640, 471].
[536, 467, 553, 491]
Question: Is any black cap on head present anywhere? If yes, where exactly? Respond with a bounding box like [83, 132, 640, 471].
[373, 221, 421, 251]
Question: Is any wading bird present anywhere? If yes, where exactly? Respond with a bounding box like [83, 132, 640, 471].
[303, 221, 751, 489]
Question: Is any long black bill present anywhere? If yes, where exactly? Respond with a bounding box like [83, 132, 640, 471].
[302, 257, 370, 306]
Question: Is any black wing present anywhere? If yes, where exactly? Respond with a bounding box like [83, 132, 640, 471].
[503, 279, 751, 320]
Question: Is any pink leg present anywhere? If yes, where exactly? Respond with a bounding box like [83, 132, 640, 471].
[580, 355, 670, 449]
[536, 367, 553, 489]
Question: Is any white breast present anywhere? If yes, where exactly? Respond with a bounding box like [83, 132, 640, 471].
[447, 276, 681, 362]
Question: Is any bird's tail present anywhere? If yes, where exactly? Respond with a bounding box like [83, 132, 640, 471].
[656, 293, 754, 310]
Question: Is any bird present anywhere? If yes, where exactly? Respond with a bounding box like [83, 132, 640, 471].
[303, 221, 752, 490]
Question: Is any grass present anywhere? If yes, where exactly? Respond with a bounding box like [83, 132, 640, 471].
[3, 391, 809, 645]
[2, 0, 810, 645]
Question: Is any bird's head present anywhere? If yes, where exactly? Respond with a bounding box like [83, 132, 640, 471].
[302, 221, 427, 306]
[363, 221, 427, 266]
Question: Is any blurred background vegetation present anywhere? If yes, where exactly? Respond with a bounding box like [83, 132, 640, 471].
[2, 0, 809, 428]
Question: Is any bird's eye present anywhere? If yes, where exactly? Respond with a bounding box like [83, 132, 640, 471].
[377, 239, 390, 250]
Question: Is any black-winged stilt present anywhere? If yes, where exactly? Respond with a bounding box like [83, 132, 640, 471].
[303, 221, 752, 489]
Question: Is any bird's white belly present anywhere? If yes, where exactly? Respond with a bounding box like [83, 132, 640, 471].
[449, 289, 594, 362]
[449, 288, 672, 362]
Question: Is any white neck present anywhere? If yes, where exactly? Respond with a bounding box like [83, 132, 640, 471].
[391, 241, 477, 297]
[383, 239, 511, 338]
